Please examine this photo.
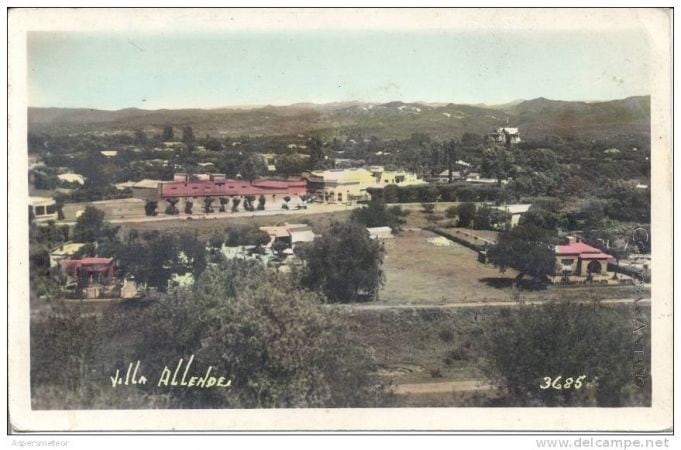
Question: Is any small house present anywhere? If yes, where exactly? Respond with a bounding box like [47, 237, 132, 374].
[552, 237, 614, 284]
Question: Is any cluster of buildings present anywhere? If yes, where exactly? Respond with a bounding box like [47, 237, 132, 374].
[129, 166, 427, 211]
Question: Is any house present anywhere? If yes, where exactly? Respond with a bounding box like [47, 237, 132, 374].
[131, 179, 163, 202]
[551, 237, 614, 284]
[259, 153, 277, 172]
[114, 181, 137, 191]
[287, 224, 316, 244]
[492, 204, 532, 227]
[60, 257, 117, 299]
[366, 226, 394, 240]
[371, 167, 426, 186]
[260, 223, 315, 247]
[100, 150, 118, 158]
[437, 170, 463, 182]
[29, 196, 59, 222]
[49, 242, 87, 268]
[489, 127, 521, 145]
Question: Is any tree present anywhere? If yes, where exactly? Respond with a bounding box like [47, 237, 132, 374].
[272, 239, 289, 256]
[231, 197, 241, 212]
[309, 137, 325, 168]
[482, 301, 649, 406]
[165, 198, 180, 215]
[446, 139, 458, 183]
[162, 125, 174, 142]
[73, 206, 115, 243]
[350, 198, 406, 232]
[133, 260, 391, 407]
[421, 203, 435, 214]
[243, 195, 256, 212]
[445, 205, 458, 219]
[144, 201, 158, 216]
[205, 138, 223, 152]
[486, 223, 556, 280]
[257, 195, 266, 211]
[455, 202, 476, 228]
[218, 197, 228, 212]
[239, 154, 266, 181]
[481, 144, 514, 185]
[201, 197, 214, 214]
[300, 221, 385, 303]
[184, 199, 193, 215]
[134, 129, 147, 145]
[182, 126, 195, 143]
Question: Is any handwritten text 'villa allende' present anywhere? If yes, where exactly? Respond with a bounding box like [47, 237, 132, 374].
[110, 355, 232, 389]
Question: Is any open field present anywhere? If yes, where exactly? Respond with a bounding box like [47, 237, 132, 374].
[62, 198, 147, 221]
[379, 229, 519, 304]
[379, 229, 649, 305]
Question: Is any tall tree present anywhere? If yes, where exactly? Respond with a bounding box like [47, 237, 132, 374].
[162, 125, 174, 142]
[300, 221, 385, 303]
[446, 139, 458, 183]
[487, 223, 556, 280]
[182, 126, 195, 143]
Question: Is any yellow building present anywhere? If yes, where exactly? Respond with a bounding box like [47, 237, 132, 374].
[308, 166, 426, 203]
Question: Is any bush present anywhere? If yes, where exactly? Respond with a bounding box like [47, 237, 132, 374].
[421, 203, 435, 213]
[438, 328, 455, 343]
[456, 202, 476, 228]
[445, 205, 458, 219]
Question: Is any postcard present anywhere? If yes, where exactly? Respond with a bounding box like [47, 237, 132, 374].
[7, 7, 673, 432]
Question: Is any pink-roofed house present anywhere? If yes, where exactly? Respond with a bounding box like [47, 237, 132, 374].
[60, 257, 118, 299]
[553, 236, 614, 283]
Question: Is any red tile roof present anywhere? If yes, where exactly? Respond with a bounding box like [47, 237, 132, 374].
[160, 178, 307, 198]
[555, 241, 612, 260]
[61, 257, 114, 272]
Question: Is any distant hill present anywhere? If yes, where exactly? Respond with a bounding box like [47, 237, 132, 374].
[28, 96, 650, 140]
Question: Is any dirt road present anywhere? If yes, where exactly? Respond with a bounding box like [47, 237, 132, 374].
[392, 379, 495, 395]
[332, 297, 651, 311]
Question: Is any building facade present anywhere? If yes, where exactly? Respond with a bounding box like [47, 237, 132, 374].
[551, 237, 614, 284]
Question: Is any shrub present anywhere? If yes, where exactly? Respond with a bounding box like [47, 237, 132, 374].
[421, 203, 435, 213]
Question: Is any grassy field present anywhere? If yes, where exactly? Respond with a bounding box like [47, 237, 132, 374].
[379, 229, 649, 305]
[379, 229, 520, 304]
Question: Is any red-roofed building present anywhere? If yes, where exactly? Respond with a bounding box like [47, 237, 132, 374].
[159, 177, 307, 199]
[553, 237, 614, 283]
[60, 257, 116, 298]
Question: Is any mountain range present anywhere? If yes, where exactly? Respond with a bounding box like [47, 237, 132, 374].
[28, 96, 650, 141]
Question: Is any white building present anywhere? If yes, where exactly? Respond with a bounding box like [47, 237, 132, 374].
[49, 242, 87, 268]
[29, 196, 59, 222]
[491, 204, 532, 227]
[367, 226, 394, 240]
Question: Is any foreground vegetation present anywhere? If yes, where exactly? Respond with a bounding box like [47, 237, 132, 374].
[32, 292, 650, 408]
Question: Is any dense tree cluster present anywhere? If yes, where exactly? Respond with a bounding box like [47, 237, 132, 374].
[483, 301, 650, 406]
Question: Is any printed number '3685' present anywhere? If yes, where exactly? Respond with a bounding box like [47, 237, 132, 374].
[539, 375, 587, 390]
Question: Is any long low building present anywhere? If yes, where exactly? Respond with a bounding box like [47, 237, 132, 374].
[160, 178, 307, 199]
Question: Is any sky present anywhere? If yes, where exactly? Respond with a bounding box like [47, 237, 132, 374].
[27, 30, 651, 110]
